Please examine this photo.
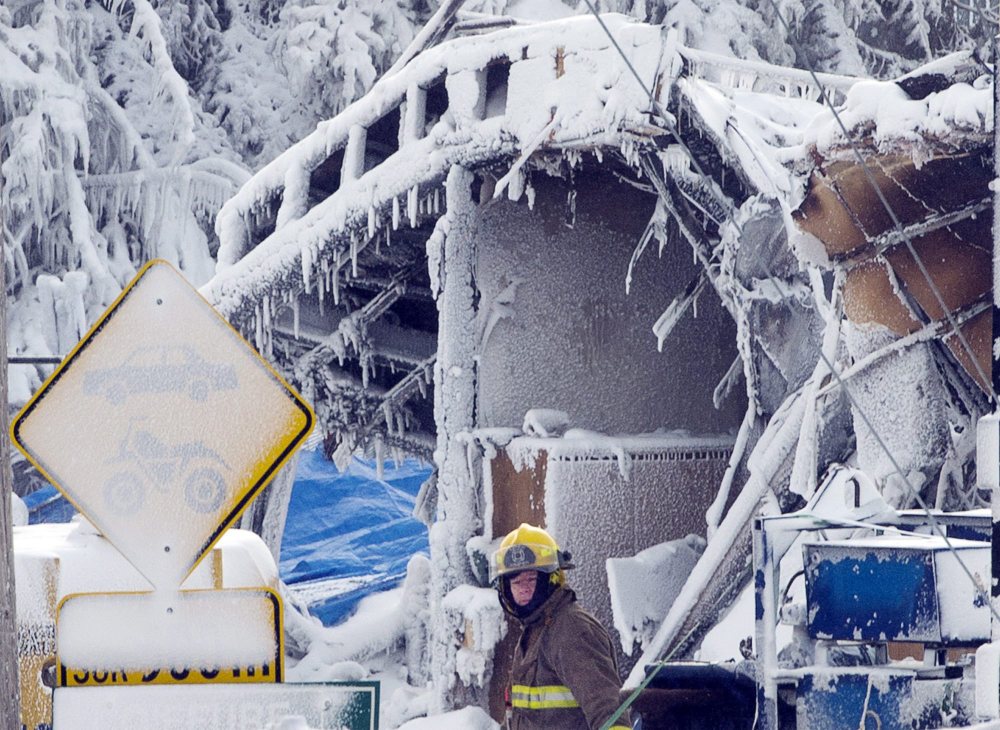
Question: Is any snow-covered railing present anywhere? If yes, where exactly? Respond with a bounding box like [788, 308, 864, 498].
[203, 14, 862, 342]
[202, 15, 670, 332]
[678, 46, 859, 104]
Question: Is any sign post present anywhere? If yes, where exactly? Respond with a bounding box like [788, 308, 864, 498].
[0, 161, 22, 730]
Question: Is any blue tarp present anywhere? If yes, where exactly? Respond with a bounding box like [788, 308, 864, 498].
[24, 484, 76, 524]
[24, 448, 432, 627]
[279, 449, 432, 625]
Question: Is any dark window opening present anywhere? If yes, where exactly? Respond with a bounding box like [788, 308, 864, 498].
[483, 60, 510, 119]
[249, 193, 282, 248]
[364, 106, 402, 173]
[309, 147, 346, 204]
[422, 75, 449, 137]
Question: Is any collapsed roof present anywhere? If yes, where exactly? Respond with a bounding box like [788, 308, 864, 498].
[201, 14, 852, 464]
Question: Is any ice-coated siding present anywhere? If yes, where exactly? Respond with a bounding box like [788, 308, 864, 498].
[475, 165, 744, 435]
[544, 443, 733, 674]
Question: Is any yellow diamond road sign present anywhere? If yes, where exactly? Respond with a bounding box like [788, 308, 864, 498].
[13, 260, 314, 590]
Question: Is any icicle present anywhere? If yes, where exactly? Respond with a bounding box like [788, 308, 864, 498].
[465, 437, 477, 481]
[383, 402, 393, 433]
[332, 268, 340, 305]
[318, 274, 325, 317]
[392, 197, 401, 230]
[292, 293, 300, 340]
[375, 438, 385, 480]
[526, 180, 536, 210]
[408, 185, 419, 226]
[433, 188, 441, 214]
[417, 375, 427, 399]
[254, 305, 263, 351]
[368, 206, 376, 239]
[351, 235, 359, 277]
[302, 246, 313, 295]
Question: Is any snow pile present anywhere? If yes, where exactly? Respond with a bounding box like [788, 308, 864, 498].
[286, 555, 499, 728]
[521, 408, 570, 438]
[289, 556, 431, 680]
[11, 493, 28, 527]
[607, 534, 706, 652]
[397, 706, 499, 730]
[804, 51, 992, 157]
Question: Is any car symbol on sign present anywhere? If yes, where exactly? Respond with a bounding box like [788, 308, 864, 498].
[82, 345, 238, 404]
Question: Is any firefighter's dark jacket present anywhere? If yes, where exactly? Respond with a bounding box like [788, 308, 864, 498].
[507, 585, 630, 729]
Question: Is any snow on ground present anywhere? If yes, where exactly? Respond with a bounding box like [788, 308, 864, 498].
[396, 706, 499, 729]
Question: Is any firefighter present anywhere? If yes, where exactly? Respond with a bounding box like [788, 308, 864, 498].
[491, 523, 631, 730]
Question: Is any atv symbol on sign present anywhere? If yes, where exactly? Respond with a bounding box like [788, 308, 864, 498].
[104, 420, 230, 516]
[83, 345, 238, 404]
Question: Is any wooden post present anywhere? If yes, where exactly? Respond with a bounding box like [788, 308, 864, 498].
[0, 154, 21, 728]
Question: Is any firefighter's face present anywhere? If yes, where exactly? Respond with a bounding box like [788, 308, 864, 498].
[509, 570, 538, 606]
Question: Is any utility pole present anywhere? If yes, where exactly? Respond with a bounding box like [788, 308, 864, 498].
[993, 30, 1000, 622]
[0, 160, 21, 728]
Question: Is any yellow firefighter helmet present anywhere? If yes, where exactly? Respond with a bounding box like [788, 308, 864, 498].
[490, 523, 574, 583]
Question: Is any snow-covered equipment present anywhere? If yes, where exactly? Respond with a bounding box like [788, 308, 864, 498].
[749, 470, 991, 729]
[621, 467, 993, 729]
[9, 261, 380, 728]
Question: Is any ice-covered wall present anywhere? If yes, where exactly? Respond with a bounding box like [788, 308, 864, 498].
[475, 165, 744, 434]
[543, 440, 733, 674]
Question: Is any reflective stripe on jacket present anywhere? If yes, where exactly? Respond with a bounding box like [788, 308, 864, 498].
[508, 587, 630, 730]
[511, 683, 580, 709]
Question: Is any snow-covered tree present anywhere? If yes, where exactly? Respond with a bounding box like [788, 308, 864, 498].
[1, 0, 994, 475]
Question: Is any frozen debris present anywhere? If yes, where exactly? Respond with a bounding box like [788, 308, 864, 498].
[653, 274, 708, 352]
[439, 584, 506, 688]
[402, 555, 434, 686]
[607, 534, 706, 653]
[460, 428, 521, 463]
[843, 322, 952, 507]
[478, 276, 523, 352]
[521, 408, 570, 438]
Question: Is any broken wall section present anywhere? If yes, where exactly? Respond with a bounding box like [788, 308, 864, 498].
[475, 165, 743, 434]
